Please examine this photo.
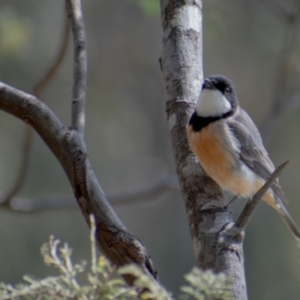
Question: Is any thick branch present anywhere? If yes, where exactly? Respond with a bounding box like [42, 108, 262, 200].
[1, 10, 70, 206]
[0, 0, 157, 285]
[0, 81, 156, 285]
[160, 1, 246, 299]
[66, 0, 87, 135]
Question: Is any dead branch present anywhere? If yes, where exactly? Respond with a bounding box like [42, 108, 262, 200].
[66, 0, 87, 134]
[1, 8, 70, 206]
[1, 126, 33, 206]
[1, 174, 179, 212]
[33, 10, 70, 98]
[0, 0, 157, 287]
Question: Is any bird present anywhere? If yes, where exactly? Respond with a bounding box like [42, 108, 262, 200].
[186, 75, 300, 240]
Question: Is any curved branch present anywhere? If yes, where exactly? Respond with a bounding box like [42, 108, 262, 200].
[33, 10, 70, 98]
[0, 0, 157, 286]
[0, 83, 67, 152]
[1, 126, 33, 206]
[0, 74, 156, 288]
[1, 9, 70, 206]
[1, 174, 180, 212]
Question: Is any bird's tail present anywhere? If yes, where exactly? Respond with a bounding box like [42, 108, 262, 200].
[278, 204, 300, 241]
[266, 191, 300, 240]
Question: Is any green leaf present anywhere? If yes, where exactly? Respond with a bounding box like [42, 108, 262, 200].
[137, 0, 160, 16]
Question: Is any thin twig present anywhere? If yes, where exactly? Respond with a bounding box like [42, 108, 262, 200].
[33, 13, 70, 98]
[1, 10, 70, 206]
[107, 174, 179, 204]
[261, 0, 295, 22]
[66, 0, 87, 135]
[1, 126, 33, 205]
[1, 175, 179, 212]
[235, 160, 289, 230]
[89, 214, 97, 275]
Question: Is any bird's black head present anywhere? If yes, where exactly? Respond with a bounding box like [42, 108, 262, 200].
[202, 75, 238, 111]
[195, 75, 238, 118]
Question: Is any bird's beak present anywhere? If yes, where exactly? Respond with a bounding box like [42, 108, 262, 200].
[202, 78, 215, 90]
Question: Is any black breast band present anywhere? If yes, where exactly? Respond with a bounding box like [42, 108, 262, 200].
[189, 110, 234, 132]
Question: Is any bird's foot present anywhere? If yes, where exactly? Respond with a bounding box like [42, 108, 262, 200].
[223, 195, 238, 209]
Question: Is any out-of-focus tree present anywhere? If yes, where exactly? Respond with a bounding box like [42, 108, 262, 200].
[0, 0, 300, 300]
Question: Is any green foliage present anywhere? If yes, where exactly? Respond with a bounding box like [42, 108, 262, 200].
[180, 268, 232, 300]
[0, 7, 32, 61]
[0, 216, 231, 300]
[119, 265, 172, 300]
[0, 236, 136, 300]
[135, 0, 160, 16]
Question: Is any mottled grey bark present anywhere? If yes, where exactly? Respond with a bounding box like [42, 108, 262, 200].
[0, 82, 156, 286]
[0, 0, 156, 287]
[159, 1, 247, 299]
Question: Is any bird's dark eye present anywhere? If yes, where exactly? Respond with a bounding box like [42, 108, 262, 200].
[225, 87, 231, 94]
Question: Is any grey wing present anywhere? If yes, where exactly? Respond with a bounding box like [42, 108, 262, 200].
[227, 108, 287, 203]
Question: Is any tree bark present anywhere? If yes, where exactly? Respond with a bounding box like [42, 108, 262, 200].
[159, 1, 247, 299]
[0, 0, 252, 298]
[0, 0, 156, 287]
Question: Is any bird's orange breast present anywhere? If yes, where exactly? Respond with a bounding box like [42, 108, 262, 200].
[187, 124, 235, 183]
[187, 123, 255, 196]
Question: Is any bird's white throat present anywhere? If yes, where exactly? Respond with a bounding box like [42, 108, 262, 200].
[196, 89, 231, 117]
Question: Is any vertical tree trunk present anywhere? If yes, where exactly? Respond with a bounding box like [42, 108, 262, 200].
[159, 1, 247, 299]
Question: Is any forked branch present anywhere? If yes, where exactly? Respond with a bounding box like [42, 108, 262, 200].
[0, 8, 70, 207]
[235, 161, 290, 230]
[0, 0, 157, 288]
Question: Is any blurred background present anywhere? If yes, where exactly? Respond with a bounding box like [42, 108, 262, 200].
[0, 0, 300, 299]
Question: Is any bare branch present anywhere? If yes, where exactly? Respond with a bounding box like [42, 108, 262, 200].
[160, 1, 248, 298]
[66, 0, 87, 135]
[33, 11, 70, 98]
[108, 174, 179, 205]
[0, 80, 156, 286]
[0, 174, 180, 212]
[0, 83, 68, 161]
[0, 0, 157, 286]
[2, 195, 75, 212]
[1, 10, 70, 206]
[235, 161, 290, 231]
[261, 0, 295, 22]
[1, 126, 33, 206]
